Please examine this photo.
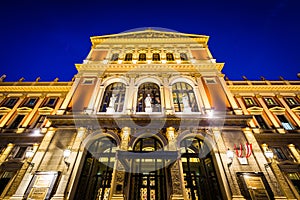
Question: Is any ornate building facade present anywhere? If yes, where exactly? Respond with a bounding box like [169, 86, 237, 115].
[0, 29, 299, 200]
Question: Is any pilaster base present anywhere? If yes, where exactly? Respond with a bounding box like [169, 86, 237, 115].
[111, 194, 124, 200]
[170, 194, 185, 200]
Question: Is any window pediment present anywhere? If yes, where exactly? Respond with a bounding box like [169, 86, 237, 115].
[291, 106, 300, 113]
[0, 107, 12, 114]
[269, 106, 286, 114]
[247, 106, 263, 114]
[38, 107, 54, 115]
[16, 107, 32, 114]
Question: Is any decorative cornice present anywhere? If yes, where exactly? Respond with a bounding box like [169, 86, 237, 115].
[228, 85, 300, 92]
[0, 86, 71, 93]
[75, 63, 224, 73]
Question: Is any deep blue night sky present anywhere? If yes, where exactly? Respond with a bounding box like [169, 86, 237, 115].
[0, 0, 299, 82]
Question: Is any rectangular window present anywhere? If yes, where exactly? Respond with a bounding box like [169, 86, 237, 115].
[0, 171, 16, 194]
[264, 97, 277, 106]
[284, 97, 300, 107]
[9, 115, 25, 129]
[2, 97, 18, 108]
[277, 115, 295, 130]
[204, 78, 216, 84]
[44, 97, 58, 108]
[287, 172, 300, 194]
[8, 146, 29, 160]
[254, 115, 269, 129]
[243, 97, 256, 107]
[82, 78, 94, 85]
[34, 115, 46, 128]
[23, 98, 38, 107]
[272, 147, 288, 161]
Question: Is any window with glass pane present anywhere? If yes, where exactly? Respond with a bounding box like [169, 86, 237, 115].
[129, 137, 167, 200]
[272, 147, 288, 161]
[100, 82, 126, 112]
[254, 115, 269, 129]
[0, 171, 16, 194]
[9, 115, 25, 129]
[75, 137, 116, 200]
[180, 53, 188, 61]
[284, 97, 299, 107]
[287, 172, 300, 194]
[124, 53, 133, 61]
[166, 53, 174, 61]
[264, 97, 277, 106]
[111, 53, 119, 61]
[243, 97, 256, 107]
[24, 98, 38, 107]
[152, 53, 160, 61]
[172, 82, 199, 112]
[3, 98, 18, 108]
[44, 97, 58, 108]
[277, 115, 295, 130]
[136, 82, 161, 112]
[139, 53, 146, 61]
[180, 137, 223, 200]
[34, 115, 46, 128]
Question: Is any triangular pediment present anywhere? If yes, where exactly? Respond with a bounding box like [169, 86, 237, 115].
[269, 106, 285, 114]
[291, 106, 300, 113]
[0, 107, 11, 113]
[38, 107, 53, 115]
[247, 106, 263, 114]
[90, 28, 209, 46]
[17, 107, 32, 113]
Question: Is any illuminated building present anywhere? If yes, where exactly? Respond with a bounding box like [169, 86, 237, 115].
[0, 29, 299, 199]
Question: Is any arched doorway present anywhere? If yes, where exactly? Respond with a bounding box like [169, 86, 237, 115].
[75, 137, 117, 200]
[129, 137, 168, 200]
[180, 137, 223, 200]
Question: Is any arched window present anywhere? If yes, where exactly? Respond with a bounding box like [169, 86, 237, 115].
[152, 53, 160, 61]
[166, 53, 174, 61]
[172, 82, 199, 112]
[129, 137, 167, 200]
[139, 53, 146, 61]
[124, 53, 133, 61]
[136, 82, 161, 112]
[111, 53, 119, 61]
[180, 53, 188, 61]
[180, 137, 223, 200]
[100, 82, 126, 112]
[76, 137, 117, 200]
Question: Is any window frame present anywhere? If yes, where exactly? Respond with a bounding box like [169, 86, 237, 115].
[152, 53, 160, 61]
[172, 82, 199, 112]
[136, 82, 161, 113]
[110, 53, 119, 61]
[243, 97, 257, 107]
[2, 97, 19, 108]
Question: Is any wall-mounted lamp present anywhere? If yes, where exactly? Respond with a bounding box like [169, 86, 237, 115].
[25, 148, 35, 167]
[226, 148, 234, 167]
[264, 149, 274, 168]
[63, 148, 71, 168]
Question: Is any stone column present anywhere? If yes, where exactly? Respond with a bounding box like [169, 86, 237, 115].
[217, 74, 243, 115]
[110, 127, 130, 200]
[10, 128, 56, 200]
[85, 77, 102, 114]
[166, 127, 186, 200]
[211, 129, 243, 200]
[277, 96, 300, 127]
[162, 75, 172, 115]
[57, 77, 80, 115]
[0, 143, 14, 163]
[287, 144, 300, 163]
[22, 97, 44, 128]
[51, 127, 87, 200]
[195, 75, 211, 113]
[125, 75, 136, 114]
